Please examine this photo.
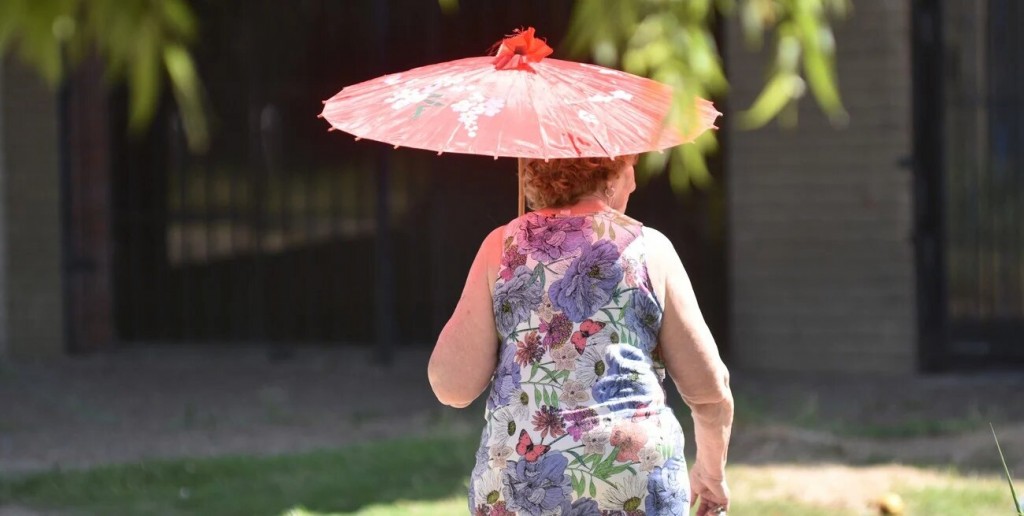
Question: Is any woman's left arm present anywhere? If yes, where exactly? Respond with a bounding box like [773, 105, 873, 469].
[428, 227, 503, 408]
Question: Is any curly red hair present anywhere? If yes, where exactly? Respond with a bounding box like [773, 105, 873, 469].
[521, 155, 637, 210]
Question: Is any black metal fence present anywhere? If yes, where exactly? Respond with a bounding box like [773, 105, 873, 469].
[110, 0, 730, 351]
[934, 0, 1024, 364]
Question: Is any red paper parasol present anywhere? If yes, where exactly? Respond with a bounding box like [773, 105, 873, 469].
[320, 28, 720, 212]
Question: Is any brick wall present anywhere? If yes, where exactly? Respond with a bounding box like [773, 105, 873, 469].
[725, 2, 917, 373]
[0, 57, 65, 358]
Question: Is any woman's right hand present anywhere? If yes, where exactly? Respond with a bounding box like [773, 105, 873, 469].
[690, 462, 730, 516]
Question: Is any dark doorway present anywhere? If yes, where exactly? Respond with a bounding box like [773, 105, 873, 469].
[915, 0, 1024, 369]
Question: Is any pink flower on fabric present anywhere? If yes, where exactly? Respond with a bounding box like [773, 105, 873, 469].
[537, 293, 555, 323]
[550, 344, 579, 371]
[499, 245, 527, 282]
[488, 444, 514, 468]
[561, 379, 590, 405]
[581, 428, 610, 455]
[623, 257, 640, 288]
[539, 312, 572, 348]
[514, 331, 544, 366]
[531, 405, 566, 439]
[610, 421, 648, 463]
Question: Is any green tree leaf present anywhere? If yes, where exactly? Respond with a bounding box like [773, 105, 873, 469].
[0, 0, 208, 153]
[566, 0, 848, 189]
[437, 0, 459, 14]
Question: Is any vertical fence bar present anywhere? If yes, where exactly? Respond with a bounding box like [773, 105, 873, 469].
[202, 124, 215, 340]
[372, 0, 396, 363]
[330, 150, 345, 343]
[57, 48, 76, 352]
[303, 110, 319, 341]
[912, 0, 948, 369]
[177, 115, 195, 341]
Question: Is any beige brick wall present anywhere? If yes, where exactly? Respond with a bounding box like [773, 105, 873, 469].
[0, 57, 65, 358]
[725, 1, 917, 373]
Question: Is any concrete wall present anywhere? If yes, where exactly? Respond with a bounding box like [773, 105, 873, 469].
[725, 2, 917, 373]
[0, 57, 65, 358]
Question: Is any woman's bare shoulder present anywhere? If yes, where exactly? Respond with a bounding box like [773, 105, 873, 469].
[640, 225, 677, 258]
[483, 225, 506, 250]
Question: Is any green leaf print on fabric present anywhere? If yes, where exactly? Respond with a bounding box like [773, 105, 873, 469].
[592, 447, 621, 479]
[566, 449, 587, 467]
[529, 262, 546, 287]
[571, 472, 584, 497]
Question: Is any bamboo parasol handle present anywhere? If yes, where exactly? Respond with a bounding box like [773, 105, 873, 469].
[517, 158, 525, 216]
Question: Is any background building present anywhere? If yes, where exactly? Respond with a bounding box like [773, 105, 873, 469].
[0, 0, 1020, 372]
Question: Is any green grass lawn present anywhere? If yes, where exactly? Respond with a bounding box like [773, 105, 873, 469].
[0, 433, 1015, 516]
[0, 435, 479, 516]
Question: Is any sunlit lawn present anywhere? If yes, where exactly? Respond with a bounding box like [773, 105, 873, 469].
[0, 433, 1014, 516]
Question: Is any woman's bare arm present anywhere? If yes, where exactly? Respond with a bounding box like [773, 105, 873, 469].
[427, 227, 503, 408]
[644, 227, 734, 478]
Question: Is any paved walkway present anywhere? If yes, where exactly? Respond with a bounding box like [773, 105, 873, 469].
[1, 345, 1022, 476]
[0, 345, 472, 475]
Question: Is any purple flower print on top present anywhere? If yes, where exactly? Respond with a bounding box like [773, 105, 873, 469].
[502, 453, 572, 515]
[563, 407, 598, 441]
[493, 265, 543, 338]
[548, 240, 623, 322]
[540, 312, 572, 348]
[516, 213, 590, 262]
[488, 345, 522, 409]
[646, 457, 689, 515]
[625, 289, 663, 351]
[567, 497, 602, 515]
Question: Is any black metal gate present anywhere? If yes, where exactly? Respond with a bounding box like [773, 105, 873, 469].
[915, 0, 1024, 368]
[111, 0, 729, 352]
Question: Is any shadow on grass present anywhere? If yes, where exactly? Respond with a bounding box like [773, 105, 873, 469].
[0, 433, 480, 516]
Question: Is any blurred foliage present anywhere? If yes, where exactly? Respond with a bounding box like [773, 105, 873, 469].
[437, 0, 460, 15]
[1, 0, 847, 184]
[565, 0, 850, 188]
[0, 0, 208, 152]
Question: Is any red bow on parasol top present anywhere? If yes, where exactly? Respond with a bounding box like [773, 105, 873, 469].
[320, 27, 720, 214]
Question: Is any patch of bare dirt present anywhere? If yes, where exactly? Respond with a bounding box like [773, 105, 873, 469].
[726, 370, 1024, 475]
[1, 345, 1022, 483]
[0, 345, 473, 474]
[730, 463, 995, 513]
[729, 423, 1024, 474]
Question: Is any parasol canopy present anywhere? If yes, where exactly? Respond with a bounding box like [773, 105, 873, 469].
[320, 27, 719, 160]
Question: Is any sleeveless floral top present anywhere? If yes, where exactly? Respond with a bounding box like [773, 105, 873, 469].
[469, 208, 689, 516]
